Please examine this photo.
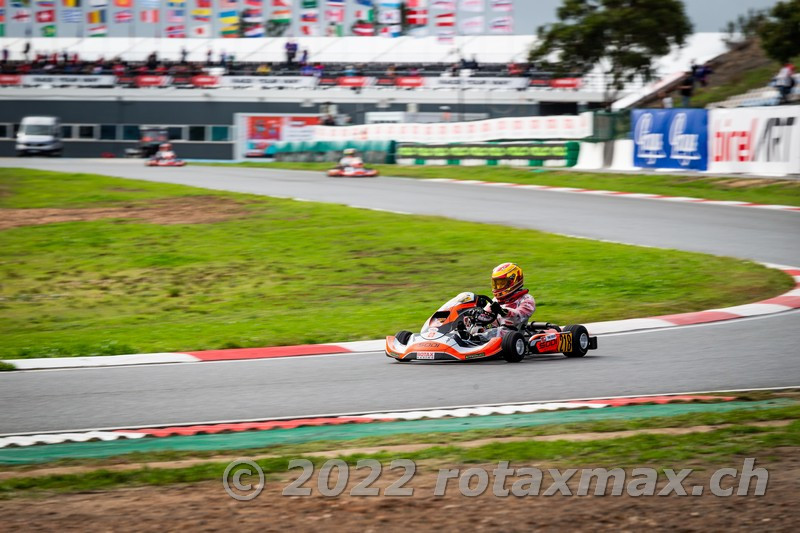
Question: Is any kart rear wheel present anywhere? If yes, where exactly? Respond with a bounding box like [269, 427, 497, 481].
[563, 325, 590, 358]
[501, 332, 526, 363]
[395, 330, 413, 345]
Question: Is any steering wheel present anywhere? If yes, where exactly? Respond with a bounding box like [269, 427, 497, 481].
[462, 295, 500, 326]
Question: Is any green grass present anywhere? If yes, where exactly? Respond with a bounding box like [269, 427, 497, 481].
[6, 401, 797, 474]
[2, 419, 798, 498]
[208, 162, 800, 207]
[0, 168, 791, 359]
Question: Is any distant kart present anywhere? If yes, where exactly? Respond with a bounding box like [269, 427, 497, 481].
[385, 292, 597, 363]
[146, 158, 186, 167]
[327, 165, 378, 178]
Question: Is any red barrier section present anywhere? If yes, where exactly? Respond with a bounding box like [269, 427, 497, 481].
[655, 311, 740, 325]
[119, 416, 394, 437]
[188, 344, 352, 361]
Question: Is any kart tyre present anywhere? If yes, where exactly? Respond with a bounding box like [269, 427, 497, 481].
[501, 332, 526, 363]
[395, 330, 413, 345]
[563, 325, 590, 358]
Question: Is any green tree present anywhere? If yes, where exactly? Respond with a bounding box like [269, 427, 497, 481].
[529, 0, 693, 101]
[757, 0, 800, 63]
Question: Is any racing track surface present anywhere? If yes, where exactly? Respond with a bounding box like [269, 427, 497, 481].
[1, 159, 799, 434]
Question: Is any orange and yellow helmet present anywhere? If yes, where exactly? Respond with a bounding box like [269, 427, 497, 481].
[491, 262, 524, 302]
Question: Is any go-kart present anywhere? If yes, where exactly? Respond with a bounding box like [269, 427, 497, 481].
[146, 157, 186, 167]
[385, 292, 597, 363]
[327, 164, 378, 178]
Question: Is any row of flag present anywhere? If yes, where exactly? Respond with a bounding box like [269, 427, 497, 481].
[0, 0, 513, 39]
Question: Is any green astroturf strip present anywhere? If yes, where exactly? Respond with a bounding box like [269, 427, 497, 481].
[1, 400, 792, 465]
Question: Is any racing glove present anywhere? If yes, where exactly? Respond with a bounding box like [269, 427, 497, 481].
[490, 301, 508, 317]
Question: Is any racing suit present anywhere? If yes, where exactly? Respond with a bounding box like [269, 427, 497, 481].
[489, 289, 536, 330]
[156, 149, 176, 160]
[339, 156, 363, 168]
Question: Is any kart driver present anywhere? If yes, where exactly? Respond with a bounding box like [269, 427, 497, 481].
[155, 143, 176, 161]
[487, 262, 536, 329]
[339, 148, 363, 168]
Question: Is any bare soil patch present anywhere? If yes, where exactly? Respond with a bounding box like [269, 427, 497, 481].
[1, 450, 797, 532]
[0, 196, 254, 230]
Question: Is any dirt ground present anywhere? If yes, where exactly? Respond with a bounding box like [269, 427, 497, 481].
[0, 196, 253, 230]
[2, 450, 798, 532]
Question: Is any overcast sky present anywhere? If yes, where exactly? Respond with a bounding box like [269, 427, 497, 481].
[1, 0, 783, 39]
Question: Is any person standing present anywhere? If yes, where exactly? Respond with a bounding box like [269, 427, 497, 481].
[776, 63, 796, 105]
[678, 74, 695, 107]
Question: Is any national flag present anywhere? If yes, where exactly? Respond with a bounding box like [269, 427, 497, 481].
[13, 9, 29, 21]
[114, 9, 131, 23]
[192, 9, 210, 21]
[325, 8, 342, 22]
[88, 24, 107, 36]
[11, 0, 31, 7]
[459, 14, 483, 34]
[41, 23, 56, 36]
[191, 23, 209, 36]
[221, 24, 238, 37]
[272, 0, 289, 6]
[460, 0, 483, 12]
[379, 0, 400, 7]
[35, 8, 53, 22]
[219, 0, 236, 8]
[139, 0, 158, 6]
[434, 12, 453, 26]
[62, 0, 81, 7]
[244, 24, 264, 36]
[437, 29, 454, 43]
[86, 9, 104, 23]
[89, 0, 107, 6]
[356, 0, 372, 5]
[270, 9, 289, 22]
[489, 15, 511, 33]
[407, 9, 427, 25]
[242, 8, 260, 22]
[300, 10, 316, 23]
[113, 0, 130, 7]
[168, 9, 184, 22]
[0, 9, 4, 23]
[379, 23, 401, 37]
[301, 0, 317, 8]
[196, 0, 211, 7]
[432, 1, 455, 9]
[61, 7, 81, 21]
[140, 8, 158, 23]
[407, 0, 427, 7]
[166, 24, 185, 37]
[352, 20, 374, 35]
[167, 0, 185, 6]
[245, 0, 261, 5]
[37, 0, 55, 7]
[0, 26, 4, 37]
[354, 8, 373, 21]
[377, 8, 399, 24]
[490, 0, 511, 11]
[327, 0, 343, 6]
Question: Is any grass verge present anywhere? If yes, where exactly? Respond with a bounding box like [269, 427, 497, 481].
[214, 162, 800, 207]
[1, 417, 798, 498]
[0, 168, 791, 359]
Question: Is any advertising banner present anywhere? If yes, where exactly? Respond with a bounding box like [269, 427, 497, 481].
[632, 109, 708, 171]
[313, 113, 594, 143]
[425, 76, 528, 90]
[709, 107, 800, 175]
[21, 75, 116, 87]
[221, 76, 318, 89]
[397, 143, 571, 161]
[236, 113, 321, 158]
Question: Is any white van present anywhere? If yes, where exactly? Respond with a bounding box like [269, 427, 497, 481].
[16, 116, 63, 157]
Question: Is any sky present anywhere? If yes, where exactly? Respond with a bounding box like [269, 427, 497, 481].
[0, 0, 783, 39]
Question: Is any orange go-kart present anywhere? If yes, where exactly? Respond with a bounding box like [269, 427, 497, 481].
[385, 292, 597, 363]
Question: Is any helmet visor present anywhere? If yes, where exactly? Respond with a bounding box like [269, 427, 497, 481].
[492, 277, 515, 292]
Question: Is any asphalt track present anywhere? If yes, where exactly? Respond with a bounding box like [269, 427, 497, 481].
[1, 159, 799, 434]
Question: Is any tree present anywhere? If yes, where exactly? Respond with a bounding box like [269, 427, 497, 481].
[757, 0, 800, 63]
[529, 0, 693, 102]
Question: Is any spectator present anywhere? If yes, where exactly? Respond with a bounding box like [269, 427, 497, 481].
[285, 40, 298, 65]
[23, 41, 31, 61]
[206, 49, 213, 66]
[2, 47, 8, 64]
[385, 64, 396, 77]
[300, 49, 309, 66]
[256, 63, 272, 75]
[344, 64, 356, 77]
[146, 51, 158, 71]
[180, 47, 188, 65]
[508, 62, 522, 76]
[469, 55, 479, 70]
[659, 91, 674, 109]
[323, 114, 336, 126]
[219, 50, 226, 66]
[695, 63, 712, 87]
[678, 74, 695, 107]
[775, 63, 796, 105]
[313, 62, 324, 77]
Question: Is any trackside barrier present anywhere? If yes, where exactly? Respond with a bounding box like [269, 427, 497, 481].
[573, 142, 606, 170]
[395, 142, 580, 168]
[272, 140, 397, 164]
[610, 139, 638, 172]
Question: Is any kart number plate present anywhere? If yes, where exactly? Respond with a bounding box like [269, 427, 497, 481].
[417, 352, 436, 359]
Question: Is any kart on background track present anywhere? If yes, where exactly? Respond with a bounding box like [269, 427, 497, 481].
[385, 292, 598, 363]
[327, 165, 378, 178]
[146, 157, 186, 167]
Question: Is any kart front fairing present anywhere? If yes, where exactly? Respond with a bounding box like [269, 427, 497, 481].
[385, 292, 503, 362]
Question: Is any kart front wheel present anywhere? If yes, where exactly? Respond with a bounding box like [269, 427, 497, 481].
[502, 332, 526, 363]
[395, 330, 413, 345]
[563, 325, 590, 358]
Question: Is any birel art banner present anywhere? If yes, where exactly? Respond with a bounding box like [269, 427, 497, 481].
[632, 109, 709, 171]
[709, 107, 800, 175]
